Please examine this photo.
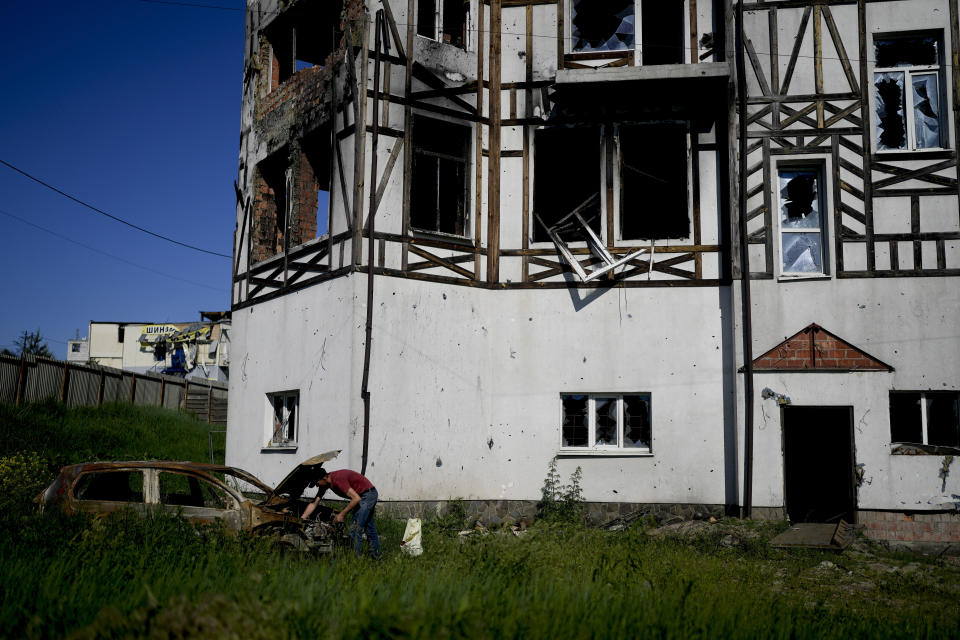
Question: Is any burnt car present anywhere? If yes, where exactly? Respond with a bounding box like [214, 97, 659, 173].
[35, 451, 343, 552]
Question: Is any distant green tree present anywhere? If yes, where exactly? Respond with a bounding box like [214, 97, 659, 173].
[12, 330, 54, 358]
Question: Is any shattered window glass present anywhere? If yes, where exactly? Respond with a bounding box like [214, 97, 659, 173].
[572, 0, 635, 53]
[623, 395, 651, 449]
[912, 73, 941, 149]
[562, 395, 589, 447]
[874, 33, 945, 151]
[594, 397, 618, 445]
[875, 72, 906, 150]
[778, 167, 824, 274]
[560, 394, 652, 451]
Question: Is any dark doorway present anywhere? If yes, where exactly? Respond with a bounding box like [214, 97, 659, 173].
[782, 406, 856, 523]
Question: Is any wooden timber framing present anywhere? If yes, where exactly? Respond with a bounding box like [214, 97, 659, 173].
[740, 0, 960, 280]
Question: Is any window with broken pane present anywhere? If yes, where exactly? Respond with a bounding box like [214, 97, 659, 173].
[264, 2, 340, 87]
[570, 0, 684, 64]
[777, 166, 825, 275]
[874, 33, 945, 151]
[889, 391, 960, 449]
[560, 393, 652, 451]
[411, 115, 471, 237]
[619, 123, 689, 240]
[268, 391, 299, 446]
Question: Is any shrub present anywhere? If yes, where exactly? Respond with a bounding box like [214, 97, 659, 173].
[0, 451, 49, 513]
[538, 457, 584, 524]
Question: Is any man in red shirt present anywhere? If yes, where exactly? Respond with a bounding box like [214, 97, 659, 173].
[302, 468, 380, 559]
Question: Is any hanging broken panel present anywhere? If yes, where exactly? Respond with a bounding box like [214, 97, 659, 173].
[875, 72, 906, 150]
[620, 123, 689, 240]
[572, 0, 634, 53]
[533, 127, 601, 243]
[911, 73, 941, 149]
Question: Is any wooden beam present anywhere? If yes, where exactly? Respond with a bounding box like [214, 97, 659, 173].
[487, 0, 502, 283]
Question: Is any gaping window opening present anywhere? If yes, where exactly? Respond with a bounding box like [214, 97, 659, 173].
[618, 122, 690, 241]
[73, 470, 144, 503]
[777, 164, 827, 276]
[569, 0, 685, 65]
[299, 129, 332, 241]
[252, 153, 289, 262]
[264, 3, 341, 88]
[561, 394, 652, 452]
[874, 32, 946, 151]
[268, 391, 299, 447]
[417, 0, 470, 49]
[410, 115, 471, 237]
[158, 472, 238, 509]
[890, 391, 960, 449]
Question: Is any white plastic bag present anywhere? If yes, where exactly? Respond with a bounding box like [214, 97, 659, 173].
[400, 518, 423, 556]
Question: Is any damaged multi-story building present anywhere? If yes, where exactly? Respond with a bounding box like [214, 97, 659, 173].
[228, 0, 960, 545]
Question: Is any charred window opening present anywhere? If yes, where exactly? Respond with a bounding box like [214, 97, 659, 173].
[252, 152, 289, 262]
[890, 392, 960, 449]
[74, 471, 144, 503]
[410, 115, 471, 237]
[778, 165, 825, 275]
[268, 391, 299, 447]
[619, 123, 689, 240]
[640, 0, 684, 64]
[561, 394, 651, 451]
[159, 472, 236, 509]
[264, 1, 341, 87]
[874, 33, 945, 151]
[417, 0, 469, 49]
[533, 126, 601, 243]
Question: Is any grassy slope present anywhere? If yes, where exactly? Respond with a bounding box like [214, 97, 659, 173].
[1, 402, 958, 639]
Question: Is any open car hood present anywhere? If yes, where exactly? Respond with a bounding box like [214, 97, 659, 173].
[270, 450, 342, 499]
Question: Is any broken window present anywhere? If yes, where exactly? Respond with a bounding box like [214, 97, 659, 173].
[619, 123, 689, 240]
[533, 126, 602, 243]
[74, 470, 144, 503]
[417, 0, 469, 49]
[268, 391, 299, 447]
[777, 165, 825, 275]
[570, 0, 684, 64]
[410, 115, 471, 237]
[874, 33, 945, 151]
[299, 129, 332, 240]
[264, 2, 341, 88]
[252, 153, 289, 262]
[561, 394, 651, 451]
[159, 472, 237, 509]
[890, 391, 960, 449]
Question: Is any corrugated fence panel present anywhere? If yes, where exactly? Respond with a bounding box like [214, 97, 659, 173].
[0, 356, 20, 404]
[100, 368, 129, 404]
[67, 367, 101, 408]
[24, 358, 65, 402]
[135, 377, 161, 407]
[162, 380, 185, 411]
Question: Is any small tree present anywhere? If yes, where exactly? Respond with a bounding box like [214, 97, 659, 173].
[538, 457, 585, 524]
[13, 330, 53, 358]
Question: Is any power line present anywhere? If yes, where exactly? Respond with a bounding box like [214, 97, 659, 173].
[0, 207, 226, 293]
[0, 158, 232, 259]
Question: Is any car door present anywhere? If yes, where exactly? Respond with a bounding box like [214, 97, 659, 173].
[154, 470, 244, 529]
[71, 468, 146, 516]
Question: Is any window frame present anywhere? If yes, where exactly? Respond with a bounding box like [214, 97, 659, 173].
[872, 31, 948, 153]
[416, 0, 472, 50]
[558, 393, 653, 456]
[566, 0, 689, 65]
[265, 390, 300, 450]
[773, 159, 831, 280]
[409, 114, 473, 240]
[889, 390, 960, 450]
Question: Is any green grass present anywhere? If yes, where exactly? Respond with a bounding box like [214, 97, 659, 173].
[1, 402, 959, 639]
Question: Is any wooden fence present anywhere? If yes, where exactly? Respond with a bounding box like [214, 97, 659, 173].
[0, 353, 228, 426]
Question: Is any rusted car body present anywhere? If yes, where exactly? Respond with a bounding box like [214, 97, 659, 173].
[36, 451, 342, 551]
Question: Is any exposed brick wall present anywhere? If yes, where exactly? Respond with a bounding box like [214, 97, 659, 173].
[289, 148, 319, 245]
[251, 146, 324, 262]
[859, 510, 960, 543]
[251, 164, 285, 263]
[753, 324, 891, 371]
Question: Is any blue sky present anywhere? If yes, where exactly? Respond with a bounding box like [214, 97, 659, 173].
[0, 0, 245, 356]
